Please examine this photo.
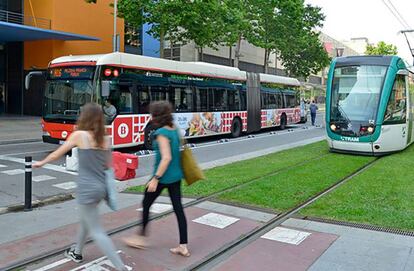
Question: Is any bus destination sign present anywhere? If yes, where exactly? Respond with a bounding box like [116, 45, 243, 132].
[49, 66, 95, 80]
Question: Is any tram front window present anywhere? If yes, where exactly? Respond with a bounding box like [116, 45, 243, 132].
[330, 65, 387, 137]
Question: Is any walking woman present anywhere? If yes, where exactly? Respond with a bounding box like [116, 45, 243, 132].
[124, 101, 190, 257]
[33, 103, 128, 271]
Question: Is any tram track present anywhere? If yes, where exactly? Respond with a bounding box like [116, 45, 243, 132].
[187, 157, 380, 271]
[6, 151, 331, 271]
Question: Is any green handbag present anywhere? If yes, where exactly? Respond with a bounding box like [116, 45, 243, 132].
[179, 133, 204, 185]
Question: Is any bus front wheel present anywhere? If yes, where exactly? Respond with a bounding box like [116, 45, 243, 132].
[280, 114, 287, 130]
[231, 118, 242, 138]
[144, 124, 155, 150]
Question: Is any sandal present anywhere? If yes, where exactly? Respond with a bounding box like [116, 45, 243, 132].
[170, 247, 191, 257]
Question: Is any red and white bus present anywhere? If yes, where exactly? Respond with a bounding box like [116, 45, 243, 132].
[31, 52, 301, 149]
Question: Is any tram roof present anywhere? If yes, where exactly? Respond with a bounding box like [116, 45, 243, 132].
[334, 55, 398, 67]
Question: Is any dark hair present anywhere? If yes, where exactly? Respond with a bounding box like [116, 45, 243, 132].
[150, 101, 174, 128]
[76, 103, 106, 147]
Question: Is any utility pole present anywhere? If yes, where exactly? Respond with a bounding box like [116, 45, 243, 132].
[113, 0, 118, 52]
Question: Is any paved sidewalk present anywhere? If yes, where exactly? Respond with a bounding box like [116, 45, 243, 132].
[0, 115, 42, 144]
[3, 189, 414, 271]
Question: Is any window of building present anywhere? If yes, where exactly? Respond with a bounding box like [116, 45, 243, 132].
[124, 24, 142, 55]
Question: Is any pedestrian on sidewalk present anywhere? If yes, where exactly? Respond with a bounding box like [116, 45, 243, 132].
[33, 103, 128, 271]
[123, 101, 190, 257]
[310, 100, 318, 126]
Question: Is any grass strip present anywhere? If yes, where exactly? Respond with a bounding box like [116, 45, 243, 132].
[127, 141, 329, 197]
[300, 145, 414, 231]
[216, 154, 374, 212]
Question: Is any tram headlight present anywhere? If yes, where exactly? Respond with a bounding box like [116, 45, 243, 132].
[367, 126, 374, 133]
[330, 124, 337, 131]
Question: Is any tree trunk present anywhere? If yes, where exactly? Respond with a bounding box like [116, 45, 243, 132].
[170, 40, 174, 60]
[264, 48, 269, 74]
[199, 47, 204, 61]
[234, 36, 242, 68]
[229, 46, 232, 66]
[159, 28, 165, 59]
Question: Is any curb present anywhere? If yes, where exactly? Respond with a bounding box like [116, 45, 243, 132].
[0, 194, 74, 215]
[0, 138, 42, 146]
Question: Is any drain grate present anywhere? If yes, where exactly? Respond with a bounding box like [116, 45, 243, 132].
[304, 217, 414, 237]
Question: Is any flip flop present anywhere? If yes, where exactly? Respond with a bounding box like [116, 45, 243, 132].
[170, 247, 191, 257]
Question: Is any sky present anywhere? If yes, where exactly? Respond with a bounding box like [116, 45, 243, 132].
[305, 0, 414, 63]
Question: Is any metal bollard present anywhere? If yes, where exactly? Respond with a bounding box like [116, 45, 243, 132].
[24, 156, 32, 211]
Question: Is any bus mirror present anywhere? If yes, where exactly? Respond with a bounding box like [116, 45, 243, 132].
[25, 71, 44, 90]
[102, 81, 110, 97]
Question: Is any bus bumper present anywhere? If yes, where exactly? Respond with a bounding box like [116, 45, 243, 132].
[42, 135, 62, 145]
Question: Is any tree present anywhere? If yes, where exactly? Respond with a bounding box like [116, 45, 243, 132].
[219, 0, 255, 67]
[366, 41, 398, 55]
[179, 1, 228, 61]
[276, 3, 330, 78]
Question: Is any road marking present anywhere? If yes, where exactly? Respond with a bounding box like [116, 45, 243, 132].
[261, 227, 311, 245]
[53, 182, 77, 190]
[70, 251, 131, 271]
[193, 213, 240, 229]
[33, 175, 57, 182]
[30, 251, 131, 271]
[1, 169, 25, 175]
[0, 164, 6, 168]
[0, 155, 77, 176]
[137, 203, 172, 214]
[30, 258, 71, 271]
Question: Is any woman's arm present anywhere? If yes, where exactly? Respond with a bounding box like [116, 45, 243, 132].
[146, 134, 172, 192]
[33, 131, 80, 168]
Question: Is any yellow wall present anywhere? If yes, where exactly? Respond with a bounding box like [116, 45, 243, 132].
[24, 0, 124, 70]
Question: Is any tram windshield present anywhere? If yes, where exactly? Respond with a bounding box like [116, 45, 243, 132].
[330, 65, 387, 136]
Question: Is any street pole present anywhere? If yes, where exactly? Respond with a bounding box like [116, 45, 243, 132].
[113, 0, 118, 52]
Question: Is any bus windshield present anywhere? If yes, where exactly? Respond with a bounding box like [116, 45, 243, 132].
[43, 67, 95, 123]
[330, 65, 387, 136]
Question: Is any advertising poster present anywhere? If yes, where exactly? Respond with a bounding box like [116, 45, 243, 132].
[174, 112, 223, 137]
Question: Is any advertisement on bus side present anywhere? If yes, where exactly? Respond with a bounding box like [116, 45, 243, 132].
[175, 112, 223, 137]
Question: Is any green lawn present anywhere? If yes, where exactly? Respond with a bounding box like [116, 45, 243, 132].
[216, 154, 374, 212]
[300, 145, 414, 231]
[127, 141, 329, 197]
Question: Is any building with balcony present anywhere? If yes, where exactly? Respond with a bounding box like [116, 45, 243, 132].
[0, 0, 124, 115]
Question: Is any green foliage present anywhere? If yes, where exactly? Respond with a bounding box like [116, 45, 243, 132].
[365, 41, 398, 56]
[86, 0, 329, 77]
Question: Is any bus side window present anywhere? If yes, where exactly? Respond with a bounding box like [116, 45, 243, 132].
[384, 75, 407, 124]
[211, 88, 227, 111]
[150, 86, 169, 102]
[268, 94, 277, 109]
[228, 89, 240, 111]
[173, 87, 193, 112]
[138, 85, 150, 114]
[276, 93, 283, 108]
[195, 87, 208, 112]
[240, 90, 247, 111]
[261, 92, 266, 109]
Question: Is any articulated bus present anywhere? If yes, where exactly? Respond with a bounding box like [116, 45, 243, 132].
[35, 52, 301, 149]
[326, 55, 414, 155]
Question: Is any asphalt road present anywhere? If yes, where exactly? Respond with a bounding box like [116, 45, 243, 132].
[0, 115, 326, 208]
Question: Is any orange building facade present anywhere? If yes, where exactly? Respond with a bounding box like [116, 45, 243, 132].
[24, 0, 124, 70]
[0, 0, 125, 115]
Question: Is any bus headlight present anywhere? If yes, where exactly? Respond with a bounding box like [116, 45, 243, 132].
[330, 124, 337, 131]
[367, 126, 374, 133]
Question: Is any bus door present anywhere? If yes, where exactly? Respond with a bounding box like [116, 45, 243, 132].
[246, 72, 261, 133]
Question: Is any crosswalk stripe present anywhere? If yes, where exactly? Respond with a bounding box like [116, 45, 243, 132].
[1, 169, 25, 175]
[33, 175, 57, 182]
[53, 182, 77, 190]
